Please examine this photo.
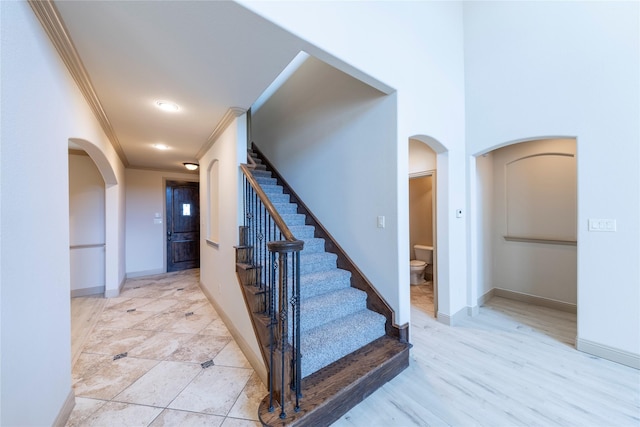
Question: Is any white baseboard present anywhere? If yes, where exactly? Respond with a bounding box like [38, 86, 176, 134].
[198, 280, 268, 385]
[70, 285, 104, 298]
[105, 276, 127, 298]
[437, 306, 468, 326]
[576, 337, 640, 370]
[468, 305, 479, 317]
[53, 389, 75, 427]
[126, 268, 165, 279]
[492, 288, 577, 314]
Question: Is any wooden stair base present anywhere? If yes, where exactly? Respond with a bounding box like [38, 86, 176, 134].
[259, 335, 410, 427]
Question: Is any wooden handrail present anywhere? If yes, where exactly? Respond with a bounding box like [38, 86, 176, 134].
[240, 163, 297, 242]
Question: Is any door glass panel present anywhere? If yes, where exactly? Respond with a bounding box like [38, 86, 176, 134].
[182, 203, 191, 216]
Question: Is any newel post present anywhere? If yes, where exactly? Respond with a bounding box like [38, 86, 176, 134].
[267, 239, 304, 419]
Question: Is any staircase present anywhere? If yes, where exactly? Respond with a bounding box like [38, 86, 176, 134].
[236, 145, 410, 426]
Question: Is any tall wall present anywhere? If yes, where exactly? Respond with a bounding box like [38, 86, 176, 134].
[125, 168, 198, 277]
[239, 0, 468, 324]
[0, 2, 126, 425]
[464, 1, 640, 361]
[69, 153, 106, 295]
[252, 56, 400, 321]
[197, 115, 267, 380]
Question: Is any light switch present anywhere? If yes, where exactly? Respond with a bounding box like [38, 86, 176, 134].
[589, 219, 616, 232]
[377, 216, 385, 229]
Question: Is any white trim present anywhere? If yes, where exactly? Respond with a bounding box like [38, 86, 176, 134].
[125, 268, 165, 279]
[199, 280, 267, 384]
[70, 286, 104, 298]
[437, 306, 468, 326]
[493, 288, 577, 314]
[576, 338, 640, 370]
[105, 275, 127, 298]
[467, 305, 479, 317]
[52, 389, 75, 427]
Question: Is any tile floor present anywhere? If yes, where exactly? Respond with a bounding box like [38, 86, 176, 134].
[409, 282, 435, 317]
[67, 269, 265, 427]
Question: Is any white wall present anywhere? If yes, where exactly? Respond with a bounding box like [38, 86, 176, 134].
[464, 2, 640, 359]
[69, 153, 106, 295]
[198, 114, 266, 379]
[475, 153, 494, 299]
[239, 0, 468, 324]
[251, 56, 401, 320]
[1, 2, 125, 424]
[125, 168, 198, 277]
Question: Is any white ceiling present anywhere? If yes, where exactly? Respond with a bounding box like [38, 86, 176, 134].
[54, 0, 306, 172]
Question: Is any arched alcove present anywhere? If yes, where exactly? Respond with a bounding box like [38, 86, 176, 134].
[67, 138, 120, 298]
[471, 136, 578, 343]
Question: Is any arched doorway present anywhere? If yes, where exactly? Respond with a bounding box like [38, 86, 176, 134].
[409, 135, 448, 319]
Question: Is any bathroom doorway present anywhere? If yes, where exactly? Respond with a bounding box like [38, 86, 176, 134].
[409, 171, 437, 317]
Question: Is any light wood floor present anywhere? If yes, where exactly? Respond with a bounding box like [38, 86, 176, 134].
[334, 290, 640, 426]
[70, 279, 640, 426]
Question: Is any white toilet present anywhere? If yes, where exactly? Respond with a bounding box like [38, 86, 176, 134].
[410, 244, 433, 285]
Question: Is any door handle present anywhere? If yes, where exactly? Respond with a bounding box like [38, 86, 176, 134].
[167, 231, 172, 241]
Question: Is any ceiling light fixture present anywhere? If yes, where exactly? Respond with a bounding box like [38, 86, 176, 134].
[153, 143, 170, 150]
[155, 100, 180, 112]
[183, 162, 199, 171]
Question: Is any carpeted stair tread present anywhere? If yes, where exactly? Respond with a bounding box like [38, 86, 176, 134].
[287, 224, 315, 239]
[300, 310, 387, 378]
[299, 252, 337, 275]
[300, 269, 351, 299]
[280, 213, 306, 226]
[272, 202, 298, 214]
[300, 237, 325, 253]
[253, 176, 277, 186]
[266, 192, 290, 204]
[300, 288, 367, 333]
[260, 184, 283, 195]
[250, 169, 272, 178]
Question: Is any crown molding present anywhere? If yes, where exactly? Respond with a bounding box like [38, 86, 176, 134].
[196, 107, 246, 160]
[28, 0, 129, 167]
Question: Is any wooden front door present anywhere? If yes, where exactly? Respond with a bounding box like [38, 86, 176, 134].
[166, 180, 200, 272]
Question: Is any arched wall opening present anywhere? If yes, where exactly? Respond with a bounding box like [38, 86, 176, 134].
[409, 134, 449, 322]
[69, 149, 106, 298]
[68, 138, 120, 297]
[470, 136, 578, 343]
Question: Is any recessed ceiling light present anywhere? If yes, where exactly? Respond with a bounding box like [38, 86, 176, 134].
[153, 143, 170, 150]
[155, 100, 180, 112]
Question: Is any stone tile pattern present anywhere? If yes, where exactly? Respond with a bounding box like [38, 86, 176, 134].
[67, 269, 264, 427]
